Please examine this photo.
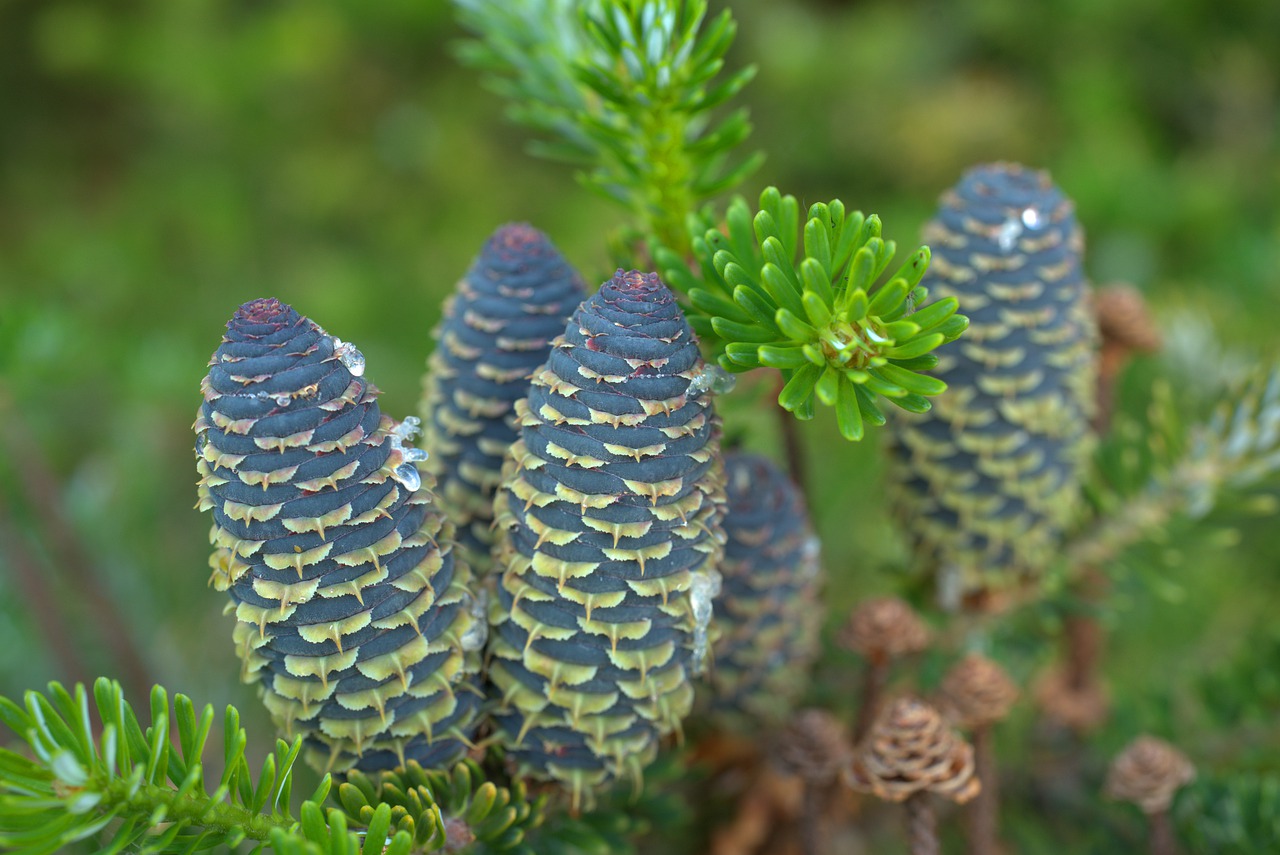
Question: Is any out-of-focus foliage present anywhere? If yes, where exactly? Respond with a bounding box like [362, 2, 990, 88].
[1176, 772, 1280, 855]
[1074, 364, 1280, 572]
[454, 0, 762, 256]
[2, 0, 1278, 852]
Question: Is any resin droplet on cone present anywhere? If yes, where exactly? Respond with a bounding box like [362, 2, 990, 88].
[420, 224, 586, 577]
[194, 298, 482, 773]
[888, 163, 1097, 607]
[487, 270, 726, 809]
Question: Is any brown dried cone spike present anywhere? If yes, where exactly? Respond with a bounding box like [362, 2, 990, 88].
[775, 709, 852, 855]
[938, 655, 1019, 855]
[839, 597, 930, 741]
[1094, 284, 1162, 352]
[1106, 736, 1195, 855]
[846, 698, 980, 855]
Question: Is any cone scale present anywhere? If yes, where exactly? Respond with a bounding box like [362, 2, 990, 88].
[195, 298, 483, 773]
[487, 270, 726, 809]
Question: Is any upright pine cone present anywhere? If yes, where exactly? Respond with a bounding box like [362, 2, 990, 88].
[420, 224, 586, 576]
[775, 708, 852, 784]
[488, 270, 726, 809]
[1093, 285, 1162, 355]
[889, 162, 1097, 605]
[839, 596, 931, 665]
[937, 653, 1019, 729]
[706, 451, 822, 726]
[195, 299, 483, 773]
[846, 698, 980, 804]
[1105, 735, 1195, 814]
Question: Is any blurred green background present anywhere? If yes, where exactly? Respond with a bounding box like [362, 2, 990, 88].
[1, 0, 1278, 849]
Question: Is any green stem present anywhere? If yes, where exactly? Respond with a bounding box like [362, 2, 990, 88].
[1066, 468, 1191, 571]
[97, 775, 294, 842]
[638, 100, 695, 256]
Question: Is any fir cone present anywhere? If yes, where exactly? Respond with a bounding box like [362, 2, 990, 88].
[706, 451, 822, 726]
[1034, 667, 1109, 732]
[420, 224, 586, 576]
[937, 653, 1019, 729]
[487, 270, 727, 809]
[1093, 285, 1162, 354]
[1105, 735, 1195, 814]
[775, 708, 852, 784]
[846, 698, 980, 804]
[839, 597, 930, 664]
[1093, 284, 1160, 433]
[889, 162, 1097, 606]
[195, 298, 483, 773]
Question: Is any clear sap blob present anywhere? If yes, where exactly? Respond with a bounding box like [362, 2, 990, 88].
[459, 589, 490, 652]
[998, 207, 1045, 252]
[392, 462, 421, 493]
[798, 535, 822, 582]
[393, 415, 422, 443]
[388, 417, 424, 452]
[688, 364, 737, 397]
[996, 217, 1022, 253]
[331, 337, 367, 377]
[689, 567, 724, 676]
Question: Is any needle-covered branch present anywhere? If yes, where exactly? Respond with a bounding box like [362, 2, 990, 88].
[454, 0, 762, 255]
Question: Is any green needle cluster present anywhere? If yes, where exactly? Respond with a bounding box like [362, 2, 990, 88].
[657, 187, 968, 440]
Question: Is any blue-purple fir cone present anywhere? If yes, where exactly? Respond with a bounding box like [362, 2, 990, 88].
[195, 298, 484, 773]
[487, 270, 728, 810]
[702, 451, 822, 727]
[420, 224, 586, 578]
[888, 163, 1097, 607]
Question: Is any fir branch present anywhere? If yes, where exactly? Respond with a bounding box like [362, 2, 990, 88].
[453, 0, 761, 256]
[334, 761, 543, 853]
[655, 187, 968, 441]
[0, 679, 332, 854]
[0, 679, 542, 855]
[1175, 771, 1280, 855]
[1069, 363, 1280, 571]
